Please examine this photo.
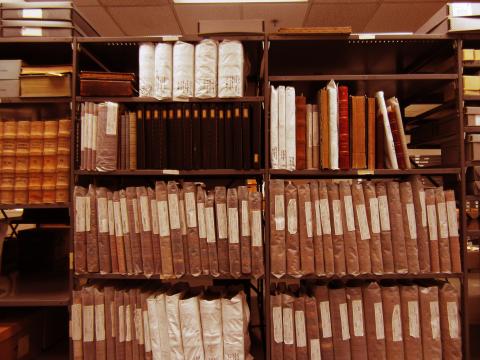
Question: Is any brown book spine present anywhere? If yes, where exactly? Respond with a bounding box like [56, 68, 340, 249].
[124, 292, 133, 360]
[80, 103, 86, 170]
[184, 182, 202, 276]
[126, 187, 143, 274]
[317, 180, 334, 276]
[270, 293, 283, 359]
[136, 186, 155, 276]
[346, 286, 368, 359]
[376, 183, 394, 273]
[435, 188, 452, 273]
[362, 182, 384, 274]
[426, 188, 440, 273]
[85, 103, 92, 171]
[270, 179, 286, 278]
[113, 191, 127, 274]
[114, 289, 126, 360]
[82, 286, 96, 360]
[215, 186, 230, 275]
[419, 286, 441, 359]
[282, 293, 297, 359]
[351, 96, 367, 169]
[179, 189, 190, 274]
[338, 86, 350, 169]
[129, 289, 139, 360]
[312, 105, 320, 169]
[313, 286, 334, 359]
[309, 181, 325, 276]
[305, 295, 320, 360]
[97, 187, 112, 273]
[381, 285, 404, 360]
[94, 287, 107, 360]
[74, 186, 87, 273]
[400, 285, 422, 360]
[400, 182, 420, 274]
[327, 183, 347, 275]
[237, 186, 252, 275]
[297, 183, 315, 275]
[167, 181, 186, 277]
[104, 286, 116, 360]
[351, 183, 371, 274]
[196, 185, 210, 275]
[119, 189, 133, 274]
[296, 96, 307, 170]
[367, 97, 376, 170]
[339, 182, 359, 275]
[107, 191, 119, 273]
[155, 181, 174, 278]
[319, 89, 330, 169]
[140, 292, 153, 360]
[329, 287, 351, 358]
[362, 282, 387, 359]
[92, 104, 98, 169]
[387, 106, 407, 169]
[387, 182, 408, 273]
[285, 182, 301, 277]
[439, 283, 462, 359]
[86, 184, 100, 272]
[205, 190, 220, 277]
[250, 190, 264, 279]
[445, 190, 461, 273]
[72, 290, 84, 360]
[135, 289, 146, 360]
[306, 103, 313, 169]
[227, 187, 242, 278]
[128, 112, 137, 170]
[294, 296, 308, 360]
[148, 187, 162, 275]
[410, 177, 431, 273]
[375, 106, 386, 169]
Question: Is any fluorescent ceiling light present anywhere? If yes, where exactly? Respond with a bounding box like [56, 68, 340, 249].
[174, 0, 307, 3]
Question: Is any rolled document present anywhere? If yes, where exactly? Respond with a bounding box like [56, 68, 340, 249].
[327, 80, 339, 170]
[376, 91, 398, 169]
[139, 42, 155, 97]
[270, 85, 279, 169]
[218, 40, 244, 98]
[173, 41, 194, 98]
[278, 86, 286, 169]
[195, 39, 217, 98]
[154, 42, 173, 99]
[285, 86, 296, 171]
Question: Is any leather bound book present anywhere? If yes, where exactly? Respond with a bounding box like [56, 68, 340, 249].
[135, 108, 143, 169]
[215, 186, 230, 275]
[209, 106, 219, 169]
[104, 286, 116, 360]
[85, 103, 92, 171]
[237, 186, 252, 275]
[225, 106, 234, 168]
[227, 187, 241, 278]
[375, 107, 385, 169]
[367, 97, 376, 171]
[375, 183, 394, 273]
[82, 286, 95, 360]
[293, 296, 308, 359]
[387, 106, 407, 169]
[313, 286, 334, 359]
[192, 105, 202, 169]
[113, 191, 127, 274]
[329, 287, 351, 359]
[167, 181, 186, 277]
[86, 185, 100, 273]
[250, 190, 264, 279]
[351, 96, 367, 169]
[252, 104, 262, 169]
[388, 97, 410, 169]
[233, 105, 243, 169]
[96, 187, 112, 274]
[351, 183, 371, 274]
[155, 181, 174, 278]
[306, 103, 313, 169]
[386, 182, 408, 273]
[295, 96, 307, 170]
[114, 289, 126, 360]
[152, 109, 160, 169]
[120, 113, 126, 170]
[410, 177, 430, 273]
[183, 105, 193, 170]
[241, 105, 251, 169]
[144, 108, 152, 169]
[196, 185, 210, 275]
[175, 106, 184, 169]
[318, 89, 329, 169]
[338, 86, 350, 170]
[126, 187, 143, 274]
[205, 190, 220, 276]
[107, 191, 119, 273]
[74, 186, 87, 273]
[148, 187, 162, 275]
[346, 286, 368, 359]
[124, 292, 133, 360]
[183, 182, 202, 276]
[339, 182, 359, 275]
[136, 186, 155, 276]
[128, 112, 137, 170]
[399, 182, 420, 274]
[425, 188, 440, 273]
[81, 78, 133, 97]
[435, 188, 452, 273]
[201, 107, 210, 169]
[159, 109, 167, 169]
[167, 108, 176, 169]
[327, 183, 347, 275]
[217, 107, 226, 168]
[297, 183, 315, 275]
[94, 287, 107, 360]
[72, 290, 83, 360]
[309, 181, 325, 276]
[362, 182, 383, 274]
[312, 105, 320, 169]
[445, 190, 461, 273]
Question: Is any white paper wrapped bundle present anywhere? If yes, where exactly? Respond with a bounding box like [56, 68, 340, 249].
[179, 296, 205, 360]
[195, 39, 217, 98]
[218, 40, 244, 98]
[139, 42, 155, 97]
[200, 297, 224, 360]
[173, 41, 194, 98]
[285, 86, 296, 171]
[154, 43, 173, 99]
[166, 291, 185, 359]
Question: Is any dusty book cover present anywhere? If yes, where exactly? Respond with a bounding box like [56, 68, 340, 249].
[270, 291, 284, 359]
[362, 282, 386, 359]
[328, 286, 351, 359]
[419, 285, 441, 359]
[285, 182, 302, 277]
[439, 283, 462, 359]
[327, 183, 346, 275]
[445, 190, 461, 273]
[205, 190, 220, 276]
[86, 184, 100, 273]
[94, 287, 107, 360]
[313, 285, 334, 359]
[386, 182, 408, 273]
[250, 190, 264, 279]
[119, 189, 133, 274]
[270, 179, 286, 277]
[107, 191, 119, 273]
[215, 186, 230, 275]
[339, 181, 360, 275]
[74, 186, 87, 273]
[147, 187, 162, 275]
[227, 187, 242, 278]
[381, 285, 404, 360]
[375, 182, 394, 273]
[318, 180, 334, 275]
[400, 182, 420, 274]
[183, 182, 202, 276]
[400, 285, 422, 360]
[126, 187, 143, 274]
[282, 293, 297, 360]
[346, 285, 368, 359]
[362, 182, 383, 274]
[238, 185, 252, 275]
[297, 183, 315, 275]
[435, 188, 452, 273]
[96, 187, 112, 274]
[426, 188, 440, 273]
[167, 181, 186, 277]
[293, 295, 308, 360]
[155, 181, 174, 277]
[196, 184, 210, 275]
[410, 177, 431, 273]
[309, 181, 325, 276]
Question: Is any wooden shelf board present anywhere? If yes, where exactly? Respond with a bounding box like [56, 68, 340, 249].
[75, 273, 260, 281]
[78, 35, 265, 43]
[268, 34, 452, 41]
[75, 169, 265, 176]
[0, 203, 70, 210]
[268, 74, 458, 81]
[272, 272, 464, 281]
[0, 37, 73, 43]
[464, 61, 480, 68]
[0, 97, 71, 104]
[269, 168, 460, 177]
[464, 95, 480, 101]
[77, 96, 264, 103]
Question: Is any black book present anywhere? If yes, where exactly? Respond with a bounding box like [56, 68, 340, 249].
[183, 104, 193, 170]
[241, 104, 251, 169]
[145, 108, 153, 168]
[152, 108, 161, 169]
[175, 105, 184, 169]
[201, 106, 210, 168]
[251, 104, 261, 169]
[159, 108, 168, 169]
[225, 105, 233, 168]
[167, 107, 176, 168]
[137, 107, 145, 169]
[192, 104, 202, 169]
[232, 104, 243, 169]
[209, 105, 218, 169]
[217, 106, 226, 168]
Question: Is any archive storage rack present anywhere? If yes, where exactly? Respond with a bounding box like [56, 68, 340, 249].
[264, 34, 469, 359]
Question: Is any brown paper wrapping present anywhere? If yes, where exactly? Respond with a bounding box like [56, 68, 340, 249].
[215, 186, 230, 276]
[205, 190, 220, 277]
[426, 189, 440, 273]
[410, 177, 431, 273]
[140, 291, 153, 360]
[313, 286, 334, 360]
[282, 293, 297, 360]
[155, 181, 174, 277]
[435, 188, 452, 273]
[305, 295, 320, 360]
[346, 286, 368, 359]
[362, 282, 386, 359]
[104, 286, 116, 360]
[285, 182, 302, 277]
[136, 187, 154, 276]
[107, 191, 119, 273]
[444, 190, 461, 273]
[238, 186, 252, 274]
[419, 285, 442, 360]
[179, 189, 190, 274]
[362, 182, 383, 274]
[129, 289, 139, 360]
[96, 102, 118, 171]
[119, 190, 133, 274]
[74, 186, 87, 273]
[327, 183, 347, 275]
[167, 181, 186, 277]
[87, 185, 100, 273]
[270, 179, 287, 277]
[399, 182, 420, 273]
[399, 285, 422, 360]
[294, 296, 308, 360]
[72, 290, 83, 360]
[147, 187, 161, 275]
[250, 191, 264, 279]
[94, 287, 107, 360]
[126, 187, 142, 274]
[196, 185, 210, 275]
[310, 181, 325, 276]
[114, 289, 125, 360]
[124, 291, 132, 360]
[82, 286, 96, 360]
[318, 181, 334, 276]
[184, 182, 202, 276]
[97, 187, 112, 274]
[297, 183, 315, 275]
[375, 183, 394, 273]
[135, 289, 145, 360]
[386, 182, 408, 273]
[381, 285, 404, 360]
[271, 293, 284, 359]
[339, 182, 360, 275]
[328, 287, 351, 359]
[439, 283, 462, 359]
[351, 183, 371, 274]
[227, 187, 242, 278]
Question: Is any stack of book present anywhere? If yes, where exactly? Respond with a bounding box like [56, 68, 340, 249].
[270, 82, 410, 171]
[20, 65, 72, 97]
[79, 102, 262, 171]
[72, 283, 252, 360]
[0, 118, 70, 205]
[73, 182, 264, 279]
[269, 178, 461, 278]
[465, 106, 480, 126]
[463, 76, 480, 96]
[417, 2, 480, 33]
[270, 281, 461, 360]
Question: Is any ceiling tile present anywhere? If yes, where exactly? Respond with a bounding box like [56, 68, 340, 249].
[363, 2, 445, 32]
[99, 0, 168, 6]
[305, 3, 379, 32]
[108, 5, 181, 36]
[175, 4, 241, 34]
[74, 0, 99, 6]
[75, 6, 123, 36]
[242, 3, 308, 32]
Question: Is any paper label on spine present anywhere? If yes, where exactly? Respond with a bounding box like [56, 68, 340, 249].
[446, 201, 459, 237]
[83, 305, 94, 342]
[332, 200, 343, 235]
[132, 199, 140, 234]
[143, 311, 151, 352]
[320, 198, 331, 235]
[216, 203, 228, 239]
[339, 303, 350, 340]
[344, 195, 355, 232]
[75, 196, 86, 232]
[228, 207, 240, 244]
[374, 302, 385, 340]
[420, 190, 427, 227]
[97, 198, 109, 233]
[295, 310, 307, 347]
[120, 197, 129, 234]
[310, 339, 321, 360]
[437, 202, 449, 239]
[320, 301, 332, 338]
[23, 9, 43, 18]
[427, 204, 438, 241]
[408, 301, 420, 338]
[206, 206, 216, 243]
[252, 210, 262, 247]
[118, 306, 125, 342]
[287, 198, 298, 235]
[157, 200, 170, 236]
[114, 201, 123, 237]
[447, 302, 459, 339]
[241, 200, 250, 236]
[305, 201, 313, 238]
[197, 203, 206, 238]
[272, 306, 283, 343]
[283, 308, 294, 345]
[168, 194, 180, 230]
[85, 196, 91, 232]
[352, 300, 364, 337]
[140, 195, 151, 232]
[314, 200, 322, 236]
[71, 304, 82, 341]
[134, 308, 144, 344]
[356, 204, 370, 240]
[185, 192, 197, 228]
[369, 197, 381, 234]
[392, 304, 402, 341]
[95, 304, 106, 341]
[108, 200, 115, 236]
[274, 195, 285, 231]
[430, 301, 440, 340]
[150, 200, 159, 235]
[378, 195, 391, 231]
[21, 27, 42, 36]
[125, 305, 132, 342]
[406, 203, 417, 239]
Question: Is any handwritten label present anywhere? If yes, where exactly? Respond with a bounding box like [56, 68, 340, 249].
[283, 308, 294, 345]
[228, 207, 240, 244]
[406, 203, 417, 239]
[75, 196, 86, 232]
[369, 197, 381, 234]
[150, 200, 159, 235]
[143, 311, 151, 352]
[392, 304, 402, 342]
[134, 308, 144, 344]
[97, 198, 109, 233]
[113, 201, 123, 237]
[320, 301, 332, 338]
[95, 304, 106, 341]
[108, 199, 115, 236]
[23, 9, 43, 18]
[216, 203, 228, 239]
[252, 210, 262, 247]
[71, 304, 82, 341]
[446, 201, 459, 237]
[83, 305, 94, 342]
[132, 199, 140, 234]
[356, 204, 370, 240]
[185, 192, 197, 228]
[320, 198, 331, 235]
[273, 306, 283, 343]
[447, 302, 459, 339]
[295, 310, 307, 347]
[427, 204, 438, 241]
[85, 196, 91, 232]
[430, 301, 440, 340]
[352, 299, 364, 337]
[310, 339, 321, 360]
[287, 198, 298, 235]
[344, 195, 355, 232]
[140, 195, 151, 232]
[168, 194, 180, 230]
[21, 27, 42, 36]
[275, 195, 285, 231]
[120, 197, 129, 234]
[420, 190, 427, 227]
[408, 301, 420, 338]
[305, 201, 313, 238]
[157, 200, 170, 236]
[332, 200, 343, 235]
[206, 206, 217, 243]
[378, 195, 391, 231]
[197, 203, 206, 238]
[241, 200, 250, 236]
[437, 202, 449, 239]
[314, 200, 322, 236]
[374, 302, 385, 340]
[339, 303, 350, 340]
